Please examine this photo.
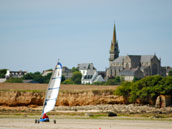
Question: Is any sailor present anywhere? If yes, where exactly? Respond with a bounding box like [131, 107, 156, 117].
[42, 113, 49, 119]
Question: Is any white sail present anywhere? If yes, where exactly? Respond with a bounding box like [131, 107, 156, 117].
[42, 62, 62, 114]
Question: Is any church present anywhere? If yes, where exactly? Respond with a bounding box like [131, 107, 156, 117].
[106, 24, 166, 81]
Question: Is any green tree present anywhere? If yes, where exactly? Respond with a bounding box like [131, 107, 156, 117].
[31, 72, 42, 83]
[115, 81, 132, 103]
[114, 76, 121, 84]
[71, 71, 82, 84]
[0, 69, 7, 78]
[61, 75, 65, 82]
[105, 76, 121, 85]
[43, 73, 52, 83]
[169, 70, 172, 76]
[71, 67, 79, 72]
[22, 72, 34, 80]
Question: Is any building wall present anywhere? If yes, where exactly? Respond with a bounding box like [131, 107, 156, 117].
[150, 56, 160, 75]
[124, 76, 134, 82]
[135, 69, 144, 79]
[106, 54, 165, 79]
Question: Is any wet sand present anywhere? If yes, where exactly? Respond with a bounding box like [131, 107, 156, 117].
[0, 118, 171, 129]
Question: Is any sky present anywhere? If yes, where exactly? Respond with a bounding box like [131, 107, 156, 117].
[0, 0, 172, 72]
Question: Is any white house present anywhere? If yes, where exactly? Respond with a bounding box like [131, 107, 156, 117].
[5, 70, 27, 78]
[78, 63, 105, 84]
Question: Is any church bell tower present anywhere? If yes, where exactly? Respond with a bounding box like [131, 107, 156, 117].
[109, 24, 119, 65]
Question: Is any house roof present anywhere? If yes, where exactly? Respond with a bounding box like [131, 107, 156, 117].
[93, 75, 105, 82]
[78, 63, 96, 70]
[119, 69, 138, 76]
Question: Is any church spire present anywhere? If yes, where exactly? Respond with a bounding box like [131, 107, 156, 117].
[109, 24, 119, 66]
[112, 24, 116, 43]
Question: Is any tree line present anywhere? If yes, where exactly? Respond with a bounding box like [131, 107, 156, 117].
[5, 67, 82, 84]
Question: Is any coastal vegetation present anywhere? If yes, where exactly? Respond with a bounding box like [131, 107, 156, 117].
[115, 75, 172, 104]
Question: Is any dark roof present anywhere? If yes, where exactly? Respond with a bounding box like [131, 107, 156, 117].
[119, 69, 137, 76]
[128, 55, 141, 63]
[141, 55, 154, 63]
[62, 66, 72, 72]
[78, 63, 96, 70]
[112, 55, 155, 64]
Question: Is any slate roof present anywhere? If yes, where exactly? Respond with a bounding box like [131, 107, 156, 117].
[78, 63, 96, 70]
[113, 56, 125, 63]
[141, 55, 154, 63]
[93, 75, 105, 82]
[128, 55, 141, 63]
[112, 55, 155, 64]
[119, 69, 137, 76]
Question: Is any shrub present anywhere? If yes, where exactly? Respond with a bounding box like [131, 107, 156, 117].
[105, 79, 116, 85]
[71, 67, 79, 72]
[105, 76, 121, 85]
[6, 77, 23, 83]
[71, 71, 82, 84]
[62, 79, 74, 84]
[169, 70, 172, 76]
[93, 81, 105, 85]
[0, 69, 7, 78]
[115, 82, 131, 96]
[115, 75, 172, 104]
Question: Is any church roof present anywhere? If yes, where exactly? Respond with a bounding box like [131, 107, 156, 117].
[113, 56, 125, 63]
[128, 55, 141, 62]
[140, 55, 154, 63]
[112, 55, 155, 63]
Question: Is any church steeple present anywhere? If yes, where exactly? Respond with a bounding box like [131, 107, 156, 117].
[109, 24, 119, 65]
[112, 24, 116, 43]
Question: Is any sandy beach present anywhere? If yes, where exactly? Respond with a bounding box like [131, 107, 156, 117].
[0, 118, 172, 129]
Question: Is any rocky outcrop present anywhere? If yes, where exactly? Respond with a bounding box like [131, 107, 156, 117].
[0, 90, 124, 106]
[0, 91, 44, 106]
